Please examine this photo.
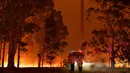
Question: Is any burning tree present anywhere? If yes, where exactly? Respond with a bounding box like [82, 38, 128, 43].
[87, 0, 130, 68]
[0, 0, 55, 68]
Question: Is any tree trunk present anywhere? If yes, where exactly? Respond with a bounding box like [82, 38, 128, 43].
[111, 52, 115, 68]
[41, 58, 44, 67]
[0, 42, 2, 65]
[7, 31, 17, 68]
[41, 22, 46, 67]
[7, 1, 17, 68]
[109, 52, 111, 67]
[111, 35, 115, 68]
[38, 55, 41, 67]
[128, 59, 130, 68]
[50, 62, 52, 67]
[17, 46, 20, 68]
[7, 44, 16, 68]
[2, 41, 6, 68]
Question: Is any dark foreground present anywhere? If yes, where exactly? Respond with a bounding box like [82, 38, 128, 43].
[0, 67, 130, 73]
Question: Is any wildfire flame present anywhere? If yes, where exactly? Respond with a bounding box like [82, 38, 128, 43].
[1, 61, 61, 67]
[1, 55, 63, 68]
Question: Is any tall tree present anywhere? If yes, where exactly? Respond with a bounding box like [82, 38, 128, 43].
[37, 10, 68, 67]
[45, 10, 68, 66]
[0, 43, 1, 66]
[0, 3, 2, 65]
[0, 2, 8, 67]
[87, 0, 130, 68]
[2, 38, 6, 68]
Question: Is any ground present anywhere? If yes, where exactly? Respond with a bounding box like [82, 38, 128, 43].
[0, 67, 130, 73]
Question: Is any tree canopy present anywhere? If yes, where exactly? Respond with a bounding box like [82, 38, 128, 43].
[41, 10, 68, 66]
[87, 0, 130, 68]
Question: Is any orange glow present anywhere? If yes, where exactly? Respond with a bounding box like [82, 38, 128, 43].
[1, 55, 130, 68]
[1, 56, 63, 67]
[2, 61, 61, 67]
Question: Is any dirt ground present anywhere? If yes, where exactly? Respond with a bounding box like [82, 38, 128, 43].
[0, 67, 130, 73]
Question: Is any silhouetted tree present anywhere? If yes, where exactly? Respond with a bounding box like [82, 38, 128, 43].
[0, 2, 7, 67]
[0, 3, 2, 65]
[0, 0, 51, 68]
[38, 10, 68, 67]
[45, 11, 68, 52]
[87, 0, 130, 68]
[33, 0, 55, 67]
[0, 43, 1, 66]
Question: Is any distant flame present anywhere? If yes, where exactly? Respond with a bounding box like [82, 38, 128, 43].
[1, 61, 61, 67]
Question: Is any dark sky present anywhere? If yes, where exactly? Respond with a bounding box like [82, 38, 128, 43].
[54, 0, 103, 55]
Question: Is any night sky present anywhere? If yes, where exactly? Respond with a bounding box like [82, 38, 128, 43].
[54, 0, 103, 55]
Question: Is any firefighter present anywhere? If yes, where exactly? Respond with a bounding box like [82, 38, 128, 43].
[77, 57, 83, 71]
[69, 56, 75, 71]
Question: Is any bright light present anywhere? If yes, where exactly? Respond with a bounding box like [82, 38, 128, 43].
[74, 60, 93, 70]
[74, 60, 107, 71]
[71, 50, 75, 53]
[79, 50, 82, 53]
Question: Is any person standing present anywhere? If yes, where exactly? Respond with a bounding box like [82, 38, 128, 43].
[69, 56, 75, 71]
[77, 57, 83, 72]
